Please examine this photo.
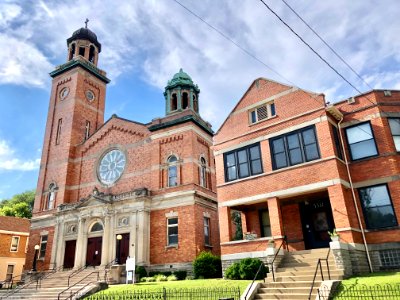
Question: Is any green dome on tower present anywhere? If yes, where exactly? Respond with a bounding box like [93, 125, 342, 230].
[166, 68, 200, 92]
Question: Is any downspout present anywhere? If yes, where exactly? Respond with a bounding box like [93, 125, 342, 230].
[337, 116, 373, 272]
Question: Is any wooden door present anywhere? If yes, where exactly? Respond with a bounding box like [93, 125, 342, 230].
[63, 240, 76, 269]
[86, 237, 102, 266]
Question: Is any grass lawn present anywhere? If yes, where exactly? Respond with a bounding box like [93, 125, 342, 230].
[333, 271, 400, 299]
[98, 279, 252, 295]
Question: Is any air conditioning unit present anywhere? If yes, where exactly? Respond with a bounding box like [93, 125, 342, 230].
[347, 97, 355, 104]
[384, 90, 392, 97]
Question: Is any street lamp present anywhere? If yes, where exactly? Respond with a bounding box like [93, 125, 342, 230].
[116, 234, 122, 264]
[32, 245, 40, 272]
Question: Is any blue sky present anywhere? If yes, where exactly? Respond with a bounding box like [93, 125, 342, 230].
[0, 0, 400, 200]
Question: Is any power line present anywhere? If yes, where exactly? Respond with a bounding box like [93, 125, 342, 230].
[279, 0, 373, 90]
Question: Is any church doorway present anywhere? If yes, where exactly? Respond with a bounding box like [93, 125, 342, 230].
[63, 240, 76, 269]
[86, 237, 102, 266]
[117, 233, 130, 264]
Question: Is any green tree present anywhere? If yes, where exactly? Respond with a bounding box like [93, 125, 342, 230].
[0, 190, 35, 219]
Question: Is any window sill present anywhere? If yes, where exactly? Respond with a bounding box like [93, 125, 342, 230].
[365, 226, 400, 232]
[249, 115, 278, 127]
[165, 245, 178, 250]
[205, 244, 213, 248]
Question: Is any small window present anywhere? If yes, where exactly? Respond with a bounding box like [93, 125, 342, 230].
[224, 143, 263, 182]
[85, 120, 91, 140]
[359, 184, 398, 229]
[204, 217, 211, 246]
[69, 43, 76, 61]
[47, 184, 56, 210]
[56, 118, 62, 145]
[259, 210, 271, 237]
[39, 235, 48, 259]
[79, 47, 85, 56]
[200, 157, 207, 188]
[388, 118, 400, 152]
[167, 218, 178, 245]
[182, 92, 189, 109]
[249, 102, 275, 124]
[171, 94, 177, 111]
[89, 45, 95, 63]
[345, 122, 378, 160]
[270, 125, 320, 170]
[90, 222, 103, 232]
[6, 265, 14, 282]
[168, 155, 178, 187]
[10, 236, 20, 252]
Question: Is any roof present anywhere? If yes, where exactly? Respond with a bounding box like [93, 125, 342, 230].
[165, 68, 200, 92]
[0, 216, 30, 233]
[67, 27, 102, 52]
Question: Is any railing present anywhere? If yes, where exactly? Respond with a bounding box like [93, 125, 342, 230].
[103, 259, 116, 282]
[308, 248, 331, 300]
[271, 238, 286, 282]
[0, 272, 40, 299]
[67, 263, 93, 287]
[36, 265, 64, 289]
[0, 273, 24, 289]
[318, 283, 400, 299]
[244, 261, 267, 300]
[58, 271, 99, 300]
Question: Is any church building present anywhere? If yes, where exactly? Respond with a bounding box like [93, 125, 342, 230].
[25, 26, 219, 274]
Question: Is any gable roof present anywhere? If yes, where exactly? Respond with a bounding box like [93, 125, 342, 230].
[0, 216, 30, 233]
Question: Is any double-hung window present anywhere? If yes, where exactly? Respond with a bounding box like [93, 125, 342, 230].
[359, 184, 397, 229]
[167, 218, 178, 246]
[270, 126, 320, 170]
[204, 217, 211, 246]
[224, 143, 263, 182]
[39, 235, 48, 259]
[388, 118, 400, 151]
[345, 122, 378, 160]
[10, 236, 19, 252]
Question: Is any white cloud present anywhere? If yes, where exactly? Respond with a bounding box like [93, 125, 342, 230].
[0, 140, 40, 171]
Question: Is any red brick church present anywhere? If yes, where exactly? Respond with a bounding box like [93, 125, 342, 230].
[25, 26, 219, 274]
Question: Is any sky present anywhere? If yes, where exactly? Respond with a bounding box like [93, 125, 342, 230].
[0, 0, 400, 200]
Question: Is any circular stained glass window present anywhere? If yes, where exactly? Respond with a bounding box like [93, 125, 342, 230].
[98, 149, 126, 185]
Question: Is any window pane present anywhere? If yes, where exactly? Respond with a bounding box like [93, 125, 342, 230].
[237, 150, 248, 163]
[169, 226, 178, 235]
[226, 153, 236, 167]
[250, 146, 260, 160]
[394, 136, 400, 152]
[289, 148, 302, 165]
[347, 123, 373, 144]
[274, 153, 287, 168]
[360, 185, 391, 207]
[365, 206, 397, 229]
[350, 140, 378, 160]
[305, 144, 319, 161]
[270, 103, 276, 116]
[389, 118, 400, 135]
[287, 133, 300, 149]
[302, 128, 316, 145]
[169, 235, 178, 245]
[251, 111, 257, 123]
[227, 166, 237, 181]
[251, 160, 262, 174]
[168, 218, 178, 225]
[41, 235, 48, 242]
[272, 138, 285, 153]
[239, 163, 249, 177]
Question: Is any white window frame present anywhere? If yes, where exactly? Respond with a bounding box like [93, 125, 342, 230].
[167, 155, 178, 187]
[249, 101, 275, 124]
[10, 236, 20, 252]
[39, 235, 48, 259]
[167, 217, 178, 246]
[6, 264, 14, 282]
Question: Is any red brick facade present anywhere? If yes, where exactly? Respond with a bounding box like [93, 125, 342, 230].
[27, 28, 219, 273]
[215, 78, 400, 272]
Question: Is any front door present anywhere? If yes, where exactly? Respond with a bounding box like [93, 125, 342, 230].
[119, 233, 130, 264]
[63, 240, 76, 269]
[86, 237, 102, 266]
[300, 199, 335, 249]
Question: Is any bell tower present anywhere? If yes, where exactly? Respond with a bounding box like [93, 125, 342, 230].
[164, 69, 200, 115]
[33, 22, 110, 213]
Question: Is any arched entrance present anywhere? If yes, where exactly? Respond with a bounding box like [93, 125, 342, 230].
[86, 221, 103, 266]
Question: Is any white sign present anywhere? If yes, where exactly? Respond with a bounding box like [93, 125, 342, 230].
[126, 257, 135, 271]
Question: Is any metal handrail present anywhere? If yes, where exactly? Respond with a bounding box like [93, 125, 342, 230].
[271, 238, 286, 282]
[0, 273, 25, 289]
[308, 249, 331, 300]
[64, 280, 97, 300]
[244, 261, 266, 300]
[58, 271, 99, 300]
[36, 265, 64, 289]
[67, 264, 90, 287]
[0, 271, 42, 299]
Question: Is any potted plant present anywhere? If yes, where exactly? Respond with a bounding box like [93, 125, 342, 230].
[328, 229, 340, 242]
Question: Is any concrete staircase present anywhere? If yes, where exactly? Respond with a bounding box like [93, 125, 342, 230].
[254, 248, 344, 300]
[0, 267, 106, 300]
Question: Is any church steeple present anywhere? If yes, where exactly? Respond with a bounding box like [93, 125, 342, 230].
[66, 20, 101, 66]
[164, 69, 200, 115]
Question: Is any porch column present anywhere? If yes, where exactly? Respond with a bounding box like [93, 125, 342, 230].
[54, 219, 65, 268]
[101, 215, 111, 266]
[268, 197, 284, 237]
[218, 206, 232, 243]
[136, 209, 150, 265]
[74, 217, 86, 269]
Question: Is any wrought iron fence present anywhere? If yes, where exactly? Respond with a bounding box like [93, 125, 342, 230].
[85, 287, 241, 300]
[318, 283, 400, 299]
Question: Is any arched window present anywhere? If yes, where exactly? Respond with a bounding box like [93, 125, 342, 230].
[90, 222, 103, 232]
[182, 92, 189, 109]
[69, 43, 76, 61]
[47, 183, 57, 210]
[200, 157, 207, 188]
[171, 94, 177, 111]
[89, 45, 95, 63]
[167, 155, 178, 187]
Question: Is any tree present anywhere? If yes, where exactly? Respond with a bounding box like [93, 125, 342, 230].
[0, 190, 35, 219]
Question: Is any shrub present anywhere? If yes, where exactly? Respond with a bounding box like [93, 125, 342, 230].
[167, 275, 177, 281]
[173, 270, 187, 280]
[239, 258, 267, 280]
[162, 271, 172, 277]
[224, 262, 241, 280]
[193, 251, 222, 279]
[135, 266, 147, 280]
[185, 275, 194, 280]
[154, 274, 167, 282]
[140, 277, 155, 282]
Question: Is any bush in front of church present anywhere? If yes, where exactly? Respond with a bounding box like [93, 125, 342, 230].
[193, 251, 222, 279]
[135, 266, 147, 280]
[225, 258, 267, 280]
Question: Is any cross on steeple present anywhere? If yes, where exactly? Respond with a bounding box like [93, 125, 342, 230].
[84, 18, 89, 28]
